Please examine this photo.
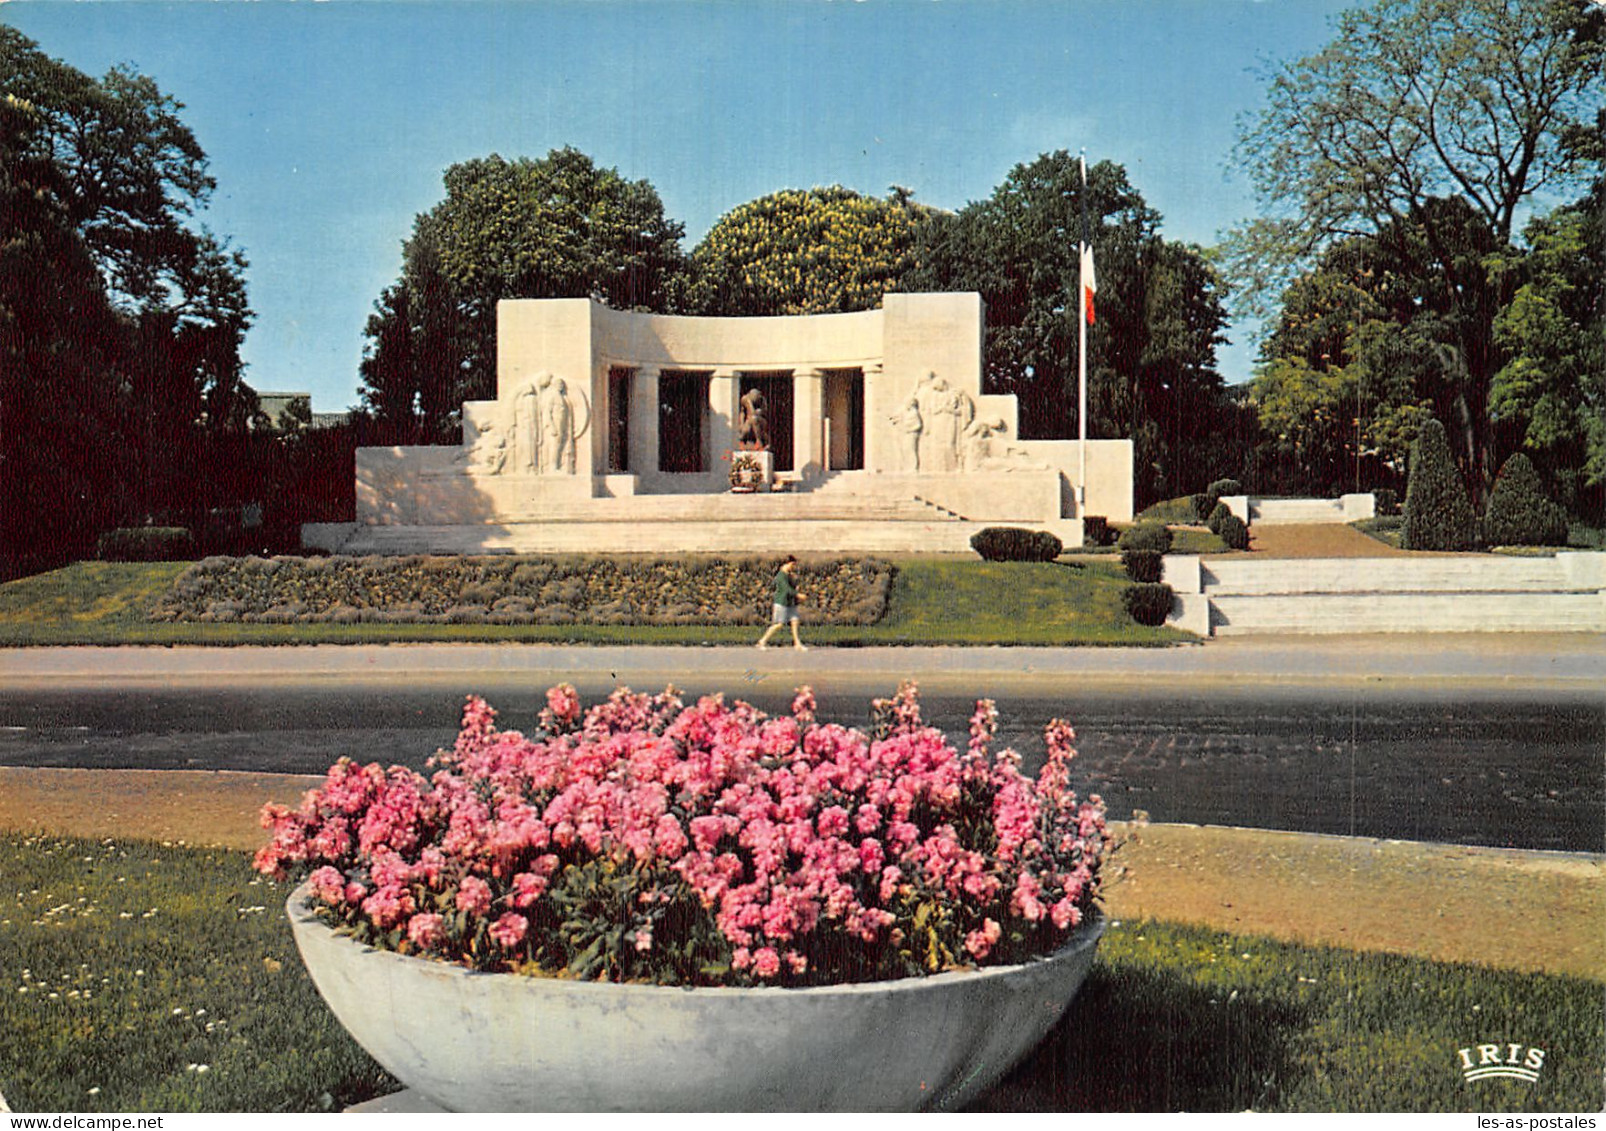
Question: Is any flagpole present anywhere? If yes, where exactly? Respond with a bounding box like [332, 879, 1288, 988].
[1077, 151, 1089, 515]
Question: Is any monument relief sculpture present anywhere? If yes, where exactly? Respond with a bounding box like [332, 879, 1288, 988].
[913, 372, 974, 472]
[962, 416, 1049, 472]
[457, 414, 511, 474]
[737, 388, 770, 450]
[500, 371, 590, 475]
[888, 395, 923, 471]
[543, 375, 575, 473]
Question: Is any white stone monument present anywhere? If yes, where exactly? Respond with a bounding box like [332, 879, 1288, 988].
[309, 293, 1134, 554]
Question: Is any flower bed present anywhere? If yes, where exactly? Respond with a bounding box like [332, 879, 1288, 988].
[151, 554, 894, 626]
[257, 683, 1111, 988]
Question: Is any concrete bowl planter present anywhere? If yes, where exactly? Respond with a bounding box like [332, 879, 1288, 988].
[287, 882, 1104, 1112]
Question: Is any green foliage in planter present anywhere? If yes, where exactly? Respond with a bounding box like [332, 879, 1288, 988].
[150, 554, 895, 627]
[1402, 419, 1479, 551]
[969, 527, 1063, 562]
[1121, 582, 1174, 626]
[1372, 487, 1399, 516]
[1120, 549, 1164, 584]
[96, 527, 195, 562]
[1216, 513, 1250, 551]
[1116, 523, 1172, 554]
[1484, 453, 1569, 547]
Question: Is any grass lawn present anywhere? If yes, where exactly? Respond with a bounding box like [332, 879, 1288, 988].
[0, 558, 1192, 647]
[1, 832, 1598, 1113]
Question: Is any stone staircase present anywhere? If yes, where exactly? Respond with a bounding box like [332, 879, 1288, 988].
[1170, 553, 1606, 635]
[313, 472, 990, 555]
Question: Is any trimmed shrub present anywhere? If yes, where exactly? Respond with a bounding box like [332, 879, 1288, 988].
[1484, 453, 1569, 547]
[970, 527, 1063, 562]
[96, 527, 194, 562]
[1189, 493, 1211, 523]
[1216, 512, 1250, 551]
[1120, 549, 1163, 583]
[1372, 487, 1399, 517]
[1205, 501, 1231, 535]
[1402, 419, 1478, 551]
[1082, 515, 1112, 547]
[1116, 523, 1172, 554]
[1207, 478, 1243, 500]
[1121, 582, 1174, 626]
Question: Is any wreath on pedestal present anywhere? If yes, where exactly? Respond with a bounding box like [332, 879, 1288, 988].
[729, 452, 765, 493]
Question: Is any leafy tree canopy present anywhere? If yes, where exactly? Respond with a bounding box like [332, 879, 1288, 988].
[358, 147, 686, 440]
[1, 29, 254, 574]
[682, 185, 933, 316]
[907, 152, 1232, 505]
[1229, 0, 1603, 505]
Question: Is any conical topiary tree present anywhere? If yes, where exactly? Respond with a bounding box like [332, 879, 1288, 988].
[1484, 453, 1569, 547]
[1402, 418, 1478, 551]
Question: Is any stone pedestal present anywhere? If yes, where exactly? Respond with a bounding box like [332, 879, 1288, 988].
[728, 449, 774, 493]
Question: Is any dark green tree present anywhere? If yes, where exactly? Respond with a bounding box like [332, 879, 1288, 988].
[1229, 0, 1604, 507]
[1484, 452, 1569, 547]
[1402, 417, 1479, 550]
[1, 30, 253, 574]
[908, 152, 1232, 506]
[1490, 183, 1605, 518]
[682, 186, 933, 316]
[358, 148, 687, 437]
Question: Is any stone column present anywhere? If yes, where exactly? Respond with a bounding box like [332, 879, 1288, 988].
[793, 367, 825, 479]
[632, 368, 660, 480]
[708, 369, 739, 485]
[861, 362, 885, 473]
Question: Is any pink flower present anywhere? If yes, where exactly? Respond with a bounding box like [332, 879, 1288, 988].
[407, 913, 445, 950]
[545, 683, 581, 726]
[361, 884, 414, 930]
[1050, 897, 1082, 931]
[633, 927, 653, 952]
[753, 947, 782, 978]
[455, 875, 492, 917]
[308, 866, 345, 905]
[489, 912, 528, 949]
[964, 917, 1003, 960]
[816, 805, 850, 837]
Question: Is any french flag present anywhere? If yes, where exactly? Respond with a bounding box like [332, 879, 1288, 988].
[1080, 241, 1097, 326]
[1079, 154, 1097, 325]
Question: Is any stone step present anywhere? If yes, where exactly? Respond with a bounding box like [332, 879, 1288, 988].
[336, 520, 988, 555]
[494, 493, 951, 524]
[1248, 499, 1348, 524]
[1210, 591, 1606, 635]
[1202, 556, 1575, 595]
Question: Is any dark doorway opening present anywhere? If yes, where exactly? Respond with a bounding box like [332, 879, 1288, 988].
[607, 366, 632, 472]
[739, 372, 794, 472]
[658, 370, 708, 473]
[823, 369, 864, 470]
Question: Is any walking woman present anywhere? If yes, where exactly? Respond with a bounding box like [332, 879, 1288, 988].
[756, 555, 807, 651]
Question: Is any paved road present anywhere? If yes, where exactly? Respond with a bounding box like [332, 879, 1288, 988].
[2, 635, 1600, 852]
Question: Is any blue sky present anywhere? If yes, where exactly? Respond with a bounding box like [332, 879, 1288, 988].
[6, 0, 1355, 413]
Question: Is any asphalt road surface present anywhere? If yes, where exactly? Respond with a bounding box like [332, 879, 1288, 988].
[1, 680, 1598, 853]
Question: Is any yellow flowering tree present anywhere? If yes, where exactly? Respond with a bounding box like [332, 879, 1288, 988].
[683, 186, 933, 316]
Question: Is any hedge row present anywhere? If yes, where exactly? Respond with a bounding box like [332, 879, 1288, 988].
[150, 555, 895, 627]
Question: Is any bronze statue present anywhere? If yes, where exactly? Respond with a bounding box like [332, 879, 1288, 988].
[737, 388, 770, 450]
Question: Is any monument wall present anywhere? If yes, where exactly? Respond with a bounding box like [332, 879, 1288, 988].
[346, 293, 1135, 548]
